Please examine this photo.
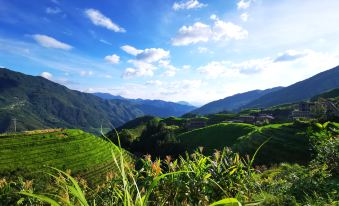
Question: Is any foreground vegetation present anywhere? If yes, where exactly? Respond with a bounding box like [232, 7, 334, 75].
[0, 129, 132, 187]
[0, 121, 338, 205]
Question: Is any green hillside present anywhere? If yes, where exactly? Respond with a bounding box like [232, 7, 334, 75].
[93, 93, 197, 117]
[234, 122, 313, 164]
[192, 87, 282, 115]
[117, 115, 157, 130]
[0, 129, 131, 184]
[177, 122, 337, 164]
[311, 87, 339, 100]
[244, 65, 339, 108]
[178, 123, 256, 153]
[0, 68, 144, 134]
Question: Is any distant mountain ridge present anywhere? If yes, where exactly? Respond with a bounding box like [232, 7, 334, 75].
[92, 93, 196, 117]
[192, 87, 283, 115]
[0, 68, 196, 133]
[243, 65, 339, 109]
[0, 68, 144, 133]
[193, 65, 339, 115]
[92, 92, 126, 100]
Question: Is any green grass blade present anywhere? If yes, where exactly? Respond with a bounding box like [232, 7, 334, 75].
[19, 192, 61, 206]
[209, 198, 241, 206]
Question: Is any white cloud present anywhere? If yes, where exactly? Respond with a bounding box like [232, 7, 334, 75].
[197, 47, 213, 54]
[122, 45, 170, 63]
[103, 74, 112, 78]
[198, 61, 241, 78]
[172, 16, 248, 46]
[159, 80, 203, 96]
[80, 70, 93, 77]
[123, 60, 156, 78]
[240, 13, 249, 22]
[121, 46, 172, 78]
[197, 49, 339, 83]
[121, 45, 143, 56]
[51, 0, 59, 4]
[240, 0, 339, 54]
[99, 39, 112, 45]
[40, 72, 53, 80]
[105, 54, 120, 64]
[197, 58, 274, 79]
[182, 65, 191, 70]
[173, 0, 207, 10]
[159, 60, 178, 77]
[172, 22, 211, 46]
[145, 80, 163, 86]
[176, 79, 202, 90]
[237, 0, 252, 10]
[274, 50, 309, 62]
[46, 7, 61, 14]
[85, 9, 125, 32]
[210, 14, 218, 20]
[137, 48, 170, 63]
[212, 17, 248, 40]
[32, 34, 72, 50]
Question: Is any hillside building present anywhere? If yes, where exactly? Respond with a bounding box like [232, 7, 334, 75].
[238, 115, 256, 124]
[291, 100, 339, 120]
[291, 102, 315, 119]
[186, 118, 208, 130]
[256, 114, 275, 123]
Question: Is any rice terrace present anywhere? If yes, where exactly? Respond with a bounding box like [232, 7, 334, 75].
[1, 0, 339, 205]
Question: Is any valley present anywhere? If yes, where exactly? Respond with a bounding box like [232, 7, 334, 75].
[0, 66, 338, 205]
[1, 1, 339, 204]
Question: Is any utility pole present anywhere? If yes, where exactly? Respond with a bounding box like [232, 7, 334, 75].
[12, 118, 17, 133]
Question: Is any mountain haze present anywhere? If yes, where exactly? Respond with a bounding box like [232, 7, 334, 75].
[244, 65, 339, 108]
[93, 93, 196, 117]
[92, 92, 126, 100]
[0, 68, 196, 133]
[192, 87, 283, 115]
[0, 68, 144, 133]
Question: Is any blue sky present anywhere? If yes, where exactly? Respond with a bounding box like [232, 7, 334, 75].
[1, 0, 339, 105]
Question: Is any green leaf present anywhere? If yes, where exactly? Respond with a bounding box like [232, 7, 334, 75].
[19, 192, 61, 206]
[323, 121, 330, 129]
[204, 173, 212, 180]
[16, 197, 25, 205]
[315, 122, 323, 129]
[229, 168, 237, 175]
[209, 198, 242, 206]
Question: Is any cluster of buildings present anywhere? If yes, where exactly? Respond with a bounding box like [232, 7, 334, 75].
[185, 113, 275, 131]
[291, 100, 339, 120]
[181, 99, 338, 131]
[232, 114, 275, 124]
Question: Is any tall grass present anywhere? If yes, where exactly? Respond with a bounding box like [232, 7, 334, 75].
[18, 129, 243, 205]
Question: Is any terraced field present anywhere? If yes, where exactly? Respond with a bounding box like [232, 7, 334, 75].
[177, 123, 256, 153]
[177, 122, 333, 164]
[234, 123, 313, 164]
[0, 129, 132, 184]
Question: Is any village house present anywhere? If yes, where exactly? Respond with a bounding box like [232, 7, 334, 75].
[256, 114, 275, 123]
[238, 115, 256, 124]
[291, 100, 339, 120]
[291, 102, 315, 119]
[186, 118, 208, 130]
[322, 100, 339, 117]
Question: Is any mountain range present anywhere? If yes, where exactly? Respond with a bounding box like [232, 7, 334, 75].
[192, 87, 283, 115]
[193, 65, 339, 115]
[1, 65, 338, 132]
[243, 65, 339, 108]
[0, 68, 195, 133]
[92, 92, 196, 117]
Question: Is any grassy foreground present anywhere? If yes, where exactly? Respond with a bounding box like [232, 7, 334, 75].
[0, 129, 132, 185]
[0, 122, 338, 205]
